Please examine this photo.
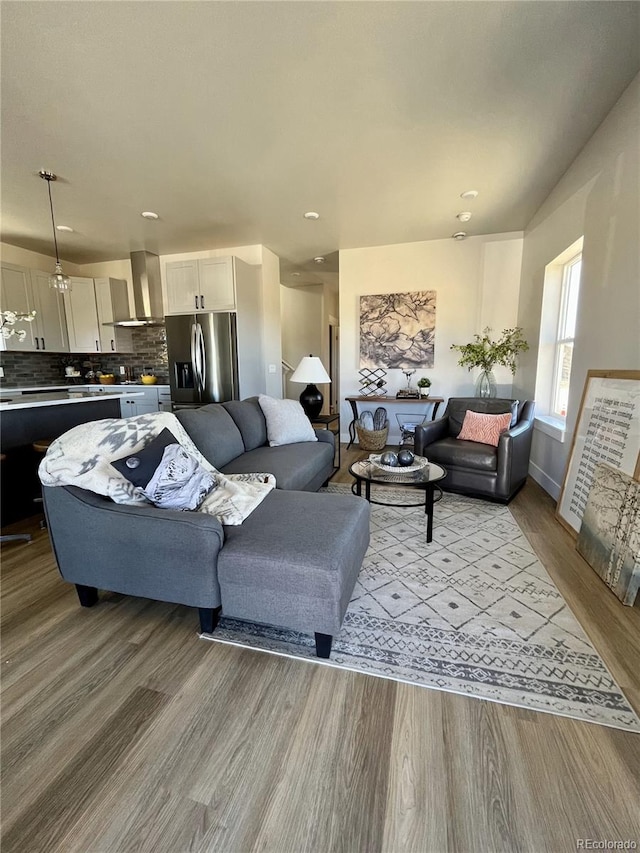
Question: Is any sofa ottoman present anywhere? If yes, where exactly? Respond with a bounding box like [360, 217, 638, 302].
[215, 489, 370, 657]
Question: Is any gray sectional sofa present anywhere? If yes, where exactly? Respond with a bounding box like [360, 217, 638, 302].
[43, 398, 370, 658]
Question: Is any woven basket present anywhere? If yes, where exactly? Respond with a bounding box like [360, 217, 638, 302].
[356, 421, 389, 451]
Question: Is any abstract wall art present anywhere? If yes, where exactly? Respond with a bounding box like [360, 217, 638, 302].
[577, 462, 640, 606]
[359, 291, 436, 369]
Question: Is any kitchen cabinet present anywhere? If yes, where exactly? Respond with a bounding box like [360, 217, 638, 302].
[1, 265, 37, 351]
[94, 278, 134, 353]
[165, 256, 236, 314]
[29, 270, 69, 352]
[118, 386, 167, 417]
[64, 277, 133, 353]
[64, 277, 101, 352]
[1, 264, 69, 352]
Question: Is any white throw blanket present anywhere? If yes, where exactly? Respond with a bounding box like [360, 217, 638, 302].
[38, 412, 275, 525]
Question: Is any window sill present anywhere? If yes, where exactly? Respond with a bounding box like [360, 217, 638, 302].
[534, 415, 566, 443]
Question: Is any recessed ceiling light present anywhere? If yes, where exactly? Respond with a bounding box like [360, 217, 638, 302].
[313, 256, 326, 264]
[457, 212, 472, 222]
[304, 211, 320, 220]
[452, 232, 467, 241]
[460, 190, 478, 200]
[291, 271, 301, 277]
[141, 211, 159, 220]
[56, 225, 74, 232]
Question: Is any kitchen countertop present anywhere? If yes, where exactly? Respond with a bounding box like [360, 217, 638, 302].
[0, 383, 170, 394]
[0, 390, 146, 411]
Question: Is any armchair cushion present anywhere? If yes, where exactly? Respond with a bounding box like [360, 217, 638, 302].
[448, 398, 519, 436]
[457, 410, 512, 447]
[427, 437, 498, 472]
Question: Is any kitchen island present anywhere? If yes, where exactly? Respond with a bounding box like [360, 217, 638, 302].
[0, 388, 144, 526]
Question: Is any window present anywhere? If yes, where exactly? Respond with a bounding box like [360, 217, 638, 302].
[535, 236, 583, 432]
[551, 253, 582, 418]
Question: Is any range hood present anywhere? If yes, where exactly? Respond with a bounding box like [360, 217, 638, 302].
[113, 251, 165, 326]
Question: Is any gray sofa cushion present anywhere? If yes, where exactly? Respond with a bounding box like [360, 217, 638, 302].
[221, 441, 333, 490]
[448, 398, 519, 437]
[176, 405, 245, 468]
[218, 489, 370, 635]
[427, 437, 497, 472]
[223, 397, 267, 451]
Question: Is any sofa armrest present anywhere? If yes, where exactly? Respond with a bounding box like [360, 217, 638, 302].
[43, 485, 225, 608]
[414, 417, 449, 455]
[315, 429, 335, 450]
[496, 419, 534, 497]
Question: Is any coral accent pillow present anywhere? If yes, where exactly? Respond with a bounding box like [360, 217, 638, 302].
[456, 410, 513, 447]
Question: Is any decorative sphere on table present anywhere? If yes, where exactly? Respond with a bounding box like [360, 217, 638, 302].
[397, 449, 415, 467]
[380, 451, 399, 467]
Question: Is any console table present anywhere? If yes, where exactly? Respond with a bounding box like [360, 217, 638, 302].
[345, 396, 444, 448]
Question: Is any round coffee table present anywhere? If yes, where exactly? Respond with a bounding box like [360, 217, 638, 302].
[349, 458, 446, 543]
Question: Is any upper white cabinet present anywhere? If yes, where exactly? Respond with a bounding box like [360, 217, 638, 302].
[0, 263, 69, 352]
[30, 270, 69, 353]
[94, 278, 134, 353]
[1, 265, 37, 351]
[64, 277, 101, 352]
[64, 277, 133, 353]
[165, 256, 236, 314]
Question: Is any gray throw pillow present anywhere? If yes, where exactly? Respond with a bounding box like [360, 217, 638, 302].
[258, 394, 318, 447]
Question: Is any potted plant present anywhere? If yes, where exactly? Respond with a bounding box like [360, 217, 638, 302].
[417, 377, 431, 398]
[451, 327, 529, 397]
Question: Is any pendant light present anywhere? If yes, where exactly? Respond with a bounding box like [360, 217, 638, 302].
[39, 170, 72, 292]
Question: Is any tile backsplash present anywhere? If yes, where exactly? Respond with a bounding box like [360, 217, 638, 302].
[0, 326, 169, 387]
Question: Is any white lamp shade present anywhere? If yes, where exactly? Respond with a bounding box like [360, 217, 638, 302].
[290, 355, 331, 384]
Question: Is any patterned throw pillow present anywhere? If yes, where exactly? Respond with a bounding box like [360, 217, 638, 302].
[258, 394, 318, 447]
[456, 410, 513, 447]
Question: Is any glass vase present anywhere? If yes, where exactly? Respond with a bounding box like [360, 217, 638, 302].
[475, 369, 497, 398]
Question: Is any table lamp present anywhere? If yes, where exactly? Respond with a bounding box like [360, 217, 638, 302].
[290, 354, 331, 418]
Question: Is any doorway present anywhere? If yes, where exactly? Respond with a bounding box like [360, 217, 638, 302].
[328, 319, 339, 414]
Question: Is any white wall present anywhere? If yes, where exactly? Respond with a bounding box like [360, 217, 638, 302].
[0, 243, 83, 276]
[259, 246, 282, 397]
[281, 285, 324, 399]
[516, 73, 640, 498]
[339, 232, 524, 443]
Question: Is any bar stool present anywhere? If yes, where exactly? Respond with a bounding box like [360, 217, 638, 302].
[33, 438, 54, 528]
[0, 454, 32, 544]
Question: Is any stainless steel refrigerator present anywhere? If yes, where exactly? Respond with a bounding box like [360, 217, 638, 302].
[166, 313, 239, 409]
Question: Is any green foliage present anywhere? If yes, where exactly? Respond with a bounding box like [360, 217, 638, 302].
[451, 327, 529, 375]
[417, 377, 431, 388]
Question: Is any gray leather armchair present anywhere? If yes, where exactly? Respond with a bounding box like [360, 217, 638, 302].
[414, 397, 535, 502]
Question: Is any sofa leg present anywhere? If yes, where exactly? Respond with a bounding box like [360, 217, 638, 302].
[315, 632, 333, 659]
[199, 606, 222, 634]
[76, 584, 99, 607]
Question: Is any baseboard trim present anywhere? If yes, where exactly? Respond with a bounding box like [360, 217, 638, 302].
[529, 461, 561, 500]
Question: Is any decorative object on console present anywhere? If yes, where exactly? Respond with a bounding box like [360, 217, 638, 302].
[355, 406, 389, 451]
[577, 462, 640, 606]
[258, 394, 318, 446]
[1, 310, 36, 341]
[358, 367, 387, 396]
[359, 291, 436, 369]
[451, 327, 529, 398]
[417, 376, 431, 397]
[38, 170, 72, 292]
[397, 367, 419, 398]
[289, 354, 331, 418]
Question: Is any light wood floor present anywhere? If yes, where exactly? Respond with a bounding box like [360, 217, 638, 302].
[2, 445, 639, 853]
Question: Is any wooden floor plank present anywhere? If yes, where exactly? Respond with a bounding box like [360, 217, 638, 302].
[2, 451, 639, 853]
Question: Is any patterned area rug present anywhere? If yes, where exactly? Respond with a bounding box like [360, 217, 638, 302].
[202, 484, 640, 731]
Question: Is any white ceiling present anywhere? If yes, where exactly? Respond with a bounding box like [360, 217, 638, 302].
[1, 1, 638, 281]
